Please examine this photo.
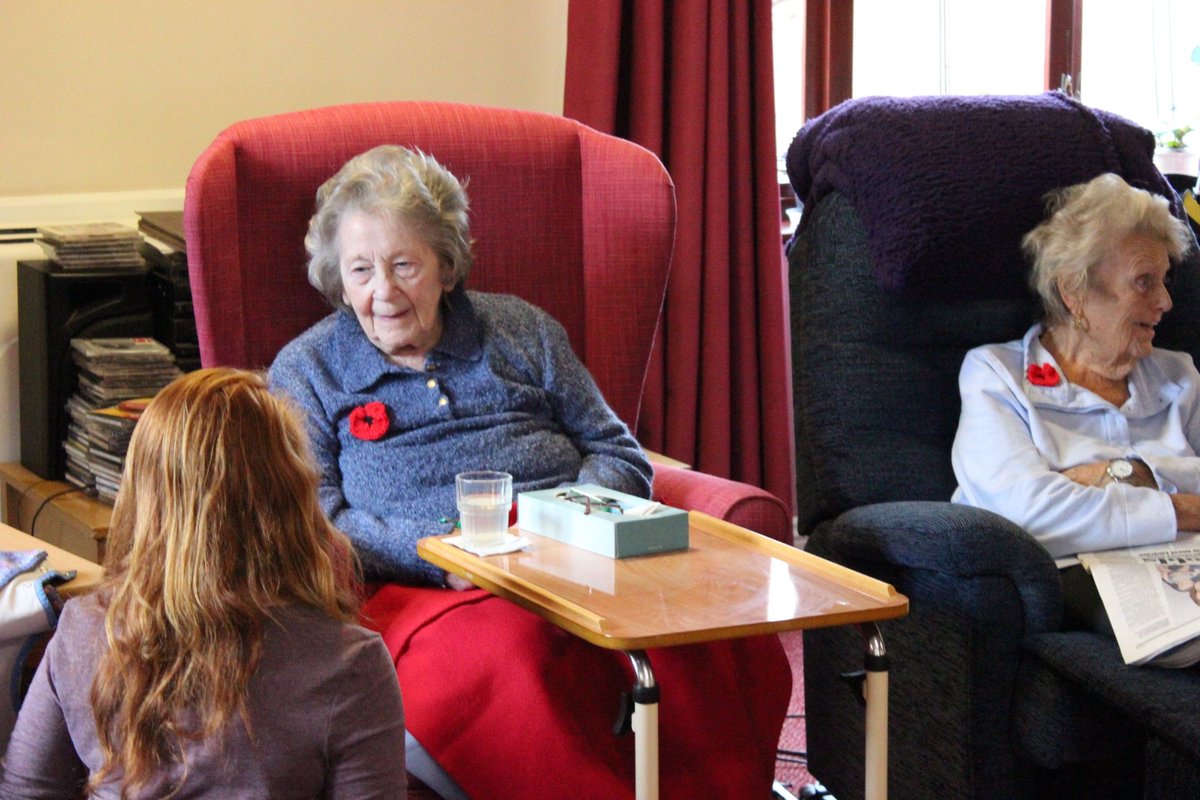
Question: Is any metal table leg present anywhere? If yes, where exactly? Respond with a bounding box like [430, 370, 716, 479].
[860, 623, 890, 800]
[626, 630, 886, 800]
[626, 650, 659, 800]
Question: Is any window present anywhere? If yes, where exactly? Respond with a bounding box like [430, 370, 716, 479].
[1081, 0, 1199, 149]
[773, 0, 1050, 172]
[773, 0, 807, 177]
[852, 0, 1046, 97]
[774, 0, 1200, 180]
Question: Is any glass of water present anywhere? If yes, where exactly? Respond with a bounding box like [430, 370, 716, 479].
[455, 471, 512, 547]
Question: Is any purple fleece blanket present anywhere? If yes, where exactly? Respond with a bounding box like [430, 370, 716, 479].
[787, 92, 1180, 298]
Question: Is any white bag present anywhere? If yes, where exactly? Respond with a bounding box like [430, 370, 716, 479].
[0, 550, 75, 750]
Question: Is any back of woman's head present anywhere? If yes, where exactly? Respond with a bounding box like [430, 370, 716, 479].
[93, 368, 358, 797]
[107, 367, 355, 614]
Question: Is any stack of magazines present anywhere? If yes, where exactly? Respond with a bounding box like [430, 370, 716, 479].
[71, 399, 151, 501]
[38, 222, 145, 271]
[64, 338, 182, 500]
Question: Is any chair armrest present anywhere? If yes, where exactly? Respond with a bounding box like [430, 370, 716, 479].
[644, 448, 690, 469]
[651, 463, 792, 544]
[811, 500, 1063, 633]
[804, 501, 1066, 798]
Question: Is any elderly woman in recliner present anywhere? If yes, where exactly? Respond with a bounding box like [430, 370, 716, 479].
[951, 173, 1198, 631]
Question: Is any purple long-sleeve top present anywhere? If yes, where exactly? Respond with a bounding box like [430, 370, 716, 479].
[0, 595, 407, 799]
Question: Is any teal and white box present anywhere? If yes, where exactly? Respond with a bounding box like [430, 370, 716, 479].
[517, 484, 690, 558]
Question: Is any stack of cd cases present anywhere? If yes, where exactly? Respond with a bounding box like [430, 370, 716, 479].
[63, 337, 181, 500]
[38, 222, 145, 271]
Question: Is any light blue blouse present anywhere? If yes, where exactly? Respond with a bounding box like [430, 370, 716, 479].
[951, 324, 1200, 559]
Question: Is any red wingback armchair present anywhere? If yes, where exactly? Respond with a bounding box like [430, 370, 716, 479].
[182, 101, 789, 542]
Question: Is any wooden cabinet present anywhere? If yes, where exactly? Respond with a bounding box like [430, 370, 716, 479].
[0, 462, 110, 563]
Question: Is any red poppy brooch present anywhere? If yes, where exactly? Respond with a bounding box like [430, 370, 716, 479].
[348, 401, 390, 441]
[1026, 363, 1060, 387]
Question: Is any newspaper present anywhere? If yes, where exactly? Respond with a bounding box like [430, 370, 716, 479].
[1078, 532, 1200, 667]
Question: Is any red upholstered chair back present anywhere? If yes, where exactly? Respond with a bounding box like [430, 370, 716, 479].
[183, 102, 676, 430]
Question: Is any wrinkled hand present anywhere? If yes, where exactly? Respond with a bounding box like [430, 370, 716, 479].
[1171, 493, 1200, 532]
[1060, 460, 1157, 489]
[444, 572, 475, 591]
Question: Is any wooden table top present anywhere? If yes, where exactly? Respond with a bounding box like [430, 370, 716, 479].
[419, 511, 908, 650]
[0, 522, 103, 598]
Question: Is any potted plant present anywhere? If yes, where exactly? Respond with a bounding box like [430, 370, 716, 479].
[1155, 124, 1198, 193]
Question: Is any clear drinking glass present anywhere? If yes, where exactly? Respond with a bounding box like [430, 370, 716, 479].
[455, 471, 512, 547]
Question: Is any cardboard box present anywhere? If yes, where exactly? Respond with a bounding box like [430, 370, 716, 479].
[517, 484, 689, 558]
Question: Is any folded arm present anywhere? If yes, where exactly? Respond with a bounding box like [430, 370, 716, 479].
[952, 349, 1178, 558]
[537, 312, 653, 498]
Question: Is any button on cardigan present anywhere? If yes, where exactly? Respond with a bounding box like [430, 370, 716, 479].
[269, 289, 653, 584]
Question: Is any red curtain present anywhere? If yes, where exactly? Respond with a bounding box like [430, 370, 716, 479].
[564, 0, 795, 513]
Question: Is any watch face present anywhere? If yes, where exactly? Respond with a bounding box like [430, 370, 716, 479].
[1109, 459, 1134, 481]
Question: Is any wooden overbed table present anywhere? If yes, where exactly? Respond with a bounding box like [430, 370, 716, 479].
[419, 511, 908, 800]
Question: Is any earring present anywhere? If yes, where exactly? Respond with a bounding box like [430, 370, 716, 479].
[1072, 313, 1088, 331]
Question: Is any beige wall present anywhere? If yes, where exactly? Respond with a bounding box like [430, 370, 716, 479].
[0, 0, 568, 465]
[0, 0, 569, 196]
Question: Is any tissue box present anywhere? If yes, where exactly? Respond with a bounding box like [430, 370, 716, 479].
[517, 484, 690, 558]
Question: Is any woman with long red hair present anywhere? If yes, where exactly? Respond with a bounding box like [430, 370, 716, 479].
[0, 368, 407, 798]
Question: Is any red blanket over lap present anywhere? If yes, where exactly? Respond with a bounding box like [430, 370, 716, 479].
[361, 584, 791, 800]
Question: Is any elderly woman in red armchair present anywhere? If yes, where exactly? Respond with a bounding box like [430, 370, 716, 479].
[269, 145, 790, 799]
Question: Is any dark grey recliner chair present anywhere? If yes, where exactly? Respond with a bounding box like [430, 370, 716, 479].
[788, 92, 1200, 800]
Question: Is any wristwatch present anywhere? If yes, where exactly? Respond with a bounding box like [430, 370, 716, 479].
[1106, 458, 1135, 483]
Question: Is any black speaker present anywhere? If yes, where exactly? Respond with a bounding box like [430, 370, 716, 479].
[18, 260, 153, 480]
[149, 271, 200, 372]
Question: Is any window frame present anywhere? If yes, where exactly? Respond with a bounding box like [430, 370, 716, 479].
[802, 0, 1079, 117]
